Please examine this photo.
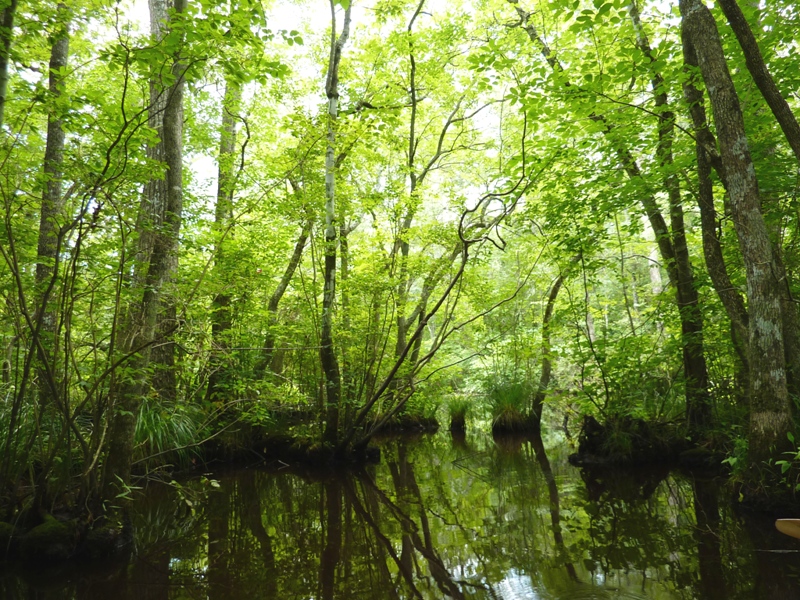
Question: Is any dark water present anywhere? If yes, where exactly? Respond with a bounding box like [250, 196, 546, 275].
[4, 432, 800, 599]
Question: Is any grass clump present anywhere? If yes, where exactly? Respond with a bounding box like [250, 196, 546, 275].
[488, 380, 536, 433]
[447, 397, 471, 432]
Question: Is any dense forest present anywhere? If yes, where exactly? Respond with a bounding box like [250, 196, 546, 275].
[1, 0, 800, 546]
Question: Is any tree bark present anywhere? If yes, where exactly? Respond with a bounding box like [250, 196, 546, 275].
[716, 0, 800, 164]
[35, 6, 70, 410]
[680, 0, 792, 463]
[681, 36, 750, 361]
[714, 0, 800, 398]
[320, 0, 351, 447]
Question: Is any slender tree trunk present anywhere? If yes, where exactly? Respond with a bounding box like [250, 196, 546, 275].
[531, 255, 580, 429]
[680, 0, 792, 463]
[103, 0, 186, 497]
[390, 2, 426, 387]
[339, 218, 353, 424]
[0, 0, 17, 129]
[682, 33, 751, 400]
[513, 0, 710, 427]
[629, 3, 711, 430]
[149, 0, 190, 404]
[716, 0, 800, 164]
[320, 1, 351, 447]
[205, 78, 241, 403]
[35, 7, 70, 411]
[254, 215, 312, 378]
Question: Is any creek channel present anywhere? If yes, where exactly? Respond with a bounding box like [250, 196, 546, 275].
[3, 432, 799, 599]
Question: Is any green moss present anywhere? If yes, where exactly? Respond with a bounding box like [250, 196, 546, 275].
[19, 515, 78, 563]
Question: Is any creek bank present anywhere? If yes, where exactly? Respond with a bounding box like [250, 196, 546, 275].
[1, 426, 388, 566]
[0, 514, 128, 566]
[568, 415, 727, 470]
[491, 411, 539, 435]
[734, 474, 800, 517]
[371, 414, 439, 434]
[203, 431, 382, 468]
[567, 416, 800, 514]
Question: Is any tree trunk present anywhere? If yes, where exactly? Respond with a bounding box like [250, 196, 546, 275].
[35, 6, 69, 410]
[714, 0, 800, 401]
[320, 1, 351, 447]
[513, 1, 710, 427]
[716, 0, 800, 164]
[531, 255, 580, 429]
[680, 0, 792, 463]
[681, 36, 750, 370]
[0, 0, 17, 129]
[630, 3, 711, 429]
[254, 215, 312, 378]
[205, 77, 241, 403]
[103, 0, 186, 497]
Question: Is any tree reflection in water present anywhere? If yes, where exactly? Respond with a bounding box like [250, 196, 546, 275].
[4, 433, 800, 599]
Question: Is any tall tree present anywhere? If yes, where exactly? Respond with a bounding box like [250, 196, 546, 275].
[681, 30, 750, 399]
[320, 0, 351, 447]
[509, 0, 711, 428]
[34, 4, 70, 410]
[680, 0, 792, 463]
[628, 1, 711, 429]
[103, 0, 187, 496]
[205, 77, 242, 403]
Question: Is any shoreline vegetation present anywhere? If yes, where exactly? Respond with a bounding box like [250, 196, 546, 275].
[3, 410, 797, 567]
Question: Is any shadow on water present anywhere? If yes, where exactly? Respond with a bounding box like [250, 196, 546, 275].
[3, 432, 800, 598]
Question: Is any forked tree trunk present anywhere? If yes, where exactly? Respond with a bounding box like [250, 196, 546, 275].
[681, 35, 750, 398]
[680, 0, 792, 463]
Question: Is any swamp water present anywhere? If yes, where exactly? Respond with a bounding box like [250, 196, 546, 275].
[3, 432, 800, 599]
